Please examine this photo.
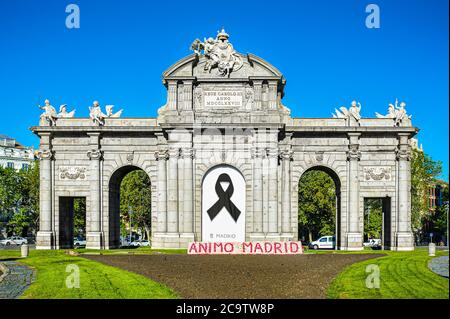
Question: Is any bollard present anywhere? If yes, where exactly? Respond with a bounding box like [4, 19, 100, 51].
[428, 242, 436, 257]
[21, 244, 29, 258]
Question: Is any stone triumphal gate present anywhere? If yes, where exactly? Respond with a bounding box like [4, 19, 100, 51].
[33, 30, 417, 251]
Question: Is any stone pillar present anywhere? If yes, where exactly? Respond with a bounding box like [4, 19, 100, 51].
[155, 149, 168, 233]
[253, 81, 263, 111]
[36, 134, 54, 249]
[280, 149, 292, 237]
[251, 147, 264, 238]
[267, 148, 279, 236]
[177, 82, 184, 111]
[86, 132, 103, 249]
[167, 81, 177, 111]
[346, 133, 363, 250]
[268, 82, 277, 110]
[395, 134, 414, 251]
[262, 149, 269, 233]
[183, 80, 193, 111]
[167, 147, 179, 233]
[180, 147, 195, 244]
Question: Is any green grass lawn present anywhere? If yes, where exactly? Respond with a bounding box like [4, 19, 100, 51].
[327, 249, 449, 299]
[0, 249, 178, 299]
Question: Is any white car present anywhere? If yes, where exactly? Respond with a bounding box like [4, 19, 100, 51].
[363, 238, 381, 248]
[130, 239, 150, 247]
[309, 236, 335, 250]
[73, 237, 86, 248]
[0, 236, 28, 246]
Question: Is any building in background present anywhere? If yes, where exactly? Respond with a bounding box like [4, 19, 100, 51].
[0, 134, 36, 170]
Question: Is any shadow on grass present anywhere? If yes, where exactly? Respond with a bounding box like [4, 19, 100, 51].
[0, 257, 21, 262]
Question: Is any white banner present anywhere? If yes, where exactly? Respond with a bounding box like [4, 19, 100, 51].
[202, 166, 246, 242]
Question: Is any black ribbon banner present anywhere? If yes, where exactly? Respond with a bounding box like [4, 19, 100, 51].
[207, 173, 241, 222]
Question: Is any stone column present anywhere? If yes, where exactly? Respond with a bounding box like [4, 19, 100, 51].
[267, 148, 279, 236]
[155, 149, 168, 233]
[346, 133, 362, 250]
[180, 147, 195, 244]
[36, 135, 54, 249]
[251, 147, 264, 238]
[395, 134, 414, 251]
[268, 82, 277, 110]
[280, 149, 292, 237]
[253, 81, 263, 111]
[167, 81, 177, 111]
[183, 80, 193, 111]
[167, 147, 179, 233]
[86, 133, 103, 249]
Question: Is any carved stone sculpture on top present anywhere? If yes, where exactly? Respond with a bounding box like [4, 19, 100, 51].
[375, 99, 412, 126]
[89, 101, 123, 125]
[89, 101, 107, 125]
[190, 28, 244, 77]
[57, 104, 75, 118]
[105, 105, 123, 118]
[38, 99, 58, 126]
[332, 100, 361, 125]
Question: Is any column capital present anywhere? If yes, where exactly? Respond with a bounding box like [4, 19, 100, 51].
[37, 149, 54, 160]
[180, 147, 195, 159]
[251, 147, 265, 159]
[396, 147, 411, 161]
[347, 144, 361, 161]
[154, 150, 168, 161]
[168, 148, 180, 158]
[266, 147, 279, 158]
[279, 149, 293, 160]
[87, 149, 103, 160]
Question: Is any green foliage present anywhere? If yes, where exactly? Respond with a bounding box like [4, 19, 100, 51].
[298, 170, 336, 242]
[410, 149, 443, 239]
[0, 162, 39, 236]
[364, 199, 382, 240]
[120, 170, 152, 240]
[73, 198, 86, 238]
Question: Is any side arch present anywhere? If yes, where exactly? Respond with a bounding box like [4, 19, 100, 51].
[295, 164, 343, 249]
[107, 164, 153, 248]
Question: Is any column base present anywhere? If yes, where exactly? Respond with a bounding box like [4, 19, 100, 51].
[151, 232, 183, 249]
[394, 232, 414, 251]
[346, 232, 363, 250]
[179, 233, 195, 247]
[36, 231, 55, 250]
[280, 233, 295, 241]
[86, 232, 103, 250]
[249, 233, 266, 241]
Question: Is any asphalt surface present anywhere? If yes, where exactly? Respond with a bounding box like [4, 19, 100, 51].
[85, 253, 383, 298]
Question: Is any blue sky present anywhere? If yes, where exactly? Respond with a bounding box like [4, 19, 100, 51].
[0, 0, 448, 178]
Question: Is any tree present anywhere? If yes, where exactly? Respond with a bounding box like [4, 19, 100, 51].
[73, 197, 86, 238]
[410, 148, 442, 241]
[364, 198, 382, 240]
[120, 170, 152, 240]
[298, 170, 336, 242]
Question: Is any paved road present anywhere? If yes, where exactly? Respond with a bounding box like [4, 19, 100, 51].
[86, 253, 383, 298]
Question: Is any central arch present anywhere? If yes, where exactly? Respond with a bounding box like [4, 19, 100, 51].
[108, 165, 152, 248]
[201, 165, 246, 242]
[298, 165, 342, 249]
